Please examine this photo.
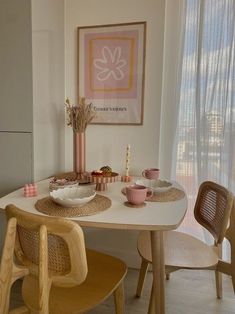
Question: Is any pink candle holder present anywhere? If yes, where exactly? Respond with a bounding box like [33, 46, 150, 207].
[24, 183, 38, 197]
[87, 173, 119, 191]
[121, 175, 132, 182]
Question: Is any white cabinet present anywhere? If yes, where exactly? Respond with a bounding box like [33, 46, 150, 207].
[0, 0, 65, 194]
[0, 132, 32, 197]
[0, 0, 33, 132]
[0, 0, 33, 194]
[0, 132, 32, 256]
[0, 1, 33, 256]
[0, 0, 65, 254]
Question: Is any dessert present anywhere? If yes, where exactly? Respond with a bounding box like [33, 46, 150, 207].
[91, 166, 113, 177]
[100, 166, 112, 176]
[49, 178, 78, 191]
[91, 170, 103, 176]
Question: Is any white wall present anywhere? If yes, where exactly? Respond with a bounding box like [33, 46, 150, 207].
[65, 0, 165, 267]
[65, 0, 165, 174]
[32, 0, 65, 181]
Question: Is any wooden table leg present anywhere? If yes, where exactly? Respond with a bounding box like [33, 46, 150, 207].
[150, 231, 165, 314]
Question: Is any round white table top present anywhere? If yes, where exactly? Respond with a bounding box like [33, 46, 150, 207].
[0, 179, 187, 231]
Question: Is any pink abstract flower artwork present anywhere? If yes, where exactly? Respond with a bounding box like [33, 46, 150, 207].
[84, 30, 139, 99]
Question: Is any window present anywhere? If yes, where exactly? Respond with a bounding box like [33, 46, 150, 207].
[173, 0, 235, 239]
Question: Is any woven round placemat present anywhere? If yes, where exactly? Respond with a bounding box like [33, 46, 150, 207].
[148, 187, 185, 202]
[121, 187, 185, 202]
[35, 194, 111, 217]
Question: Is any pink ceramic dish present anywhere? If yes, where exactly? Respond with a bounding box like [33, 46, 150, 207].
[142, 168, 160, 180]
[126, 184, 153, 205]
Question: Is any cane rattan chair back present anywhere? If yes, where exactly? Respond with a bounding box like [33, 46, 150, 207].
[6, 204, 88, 287]
[194, 181, 233, 245]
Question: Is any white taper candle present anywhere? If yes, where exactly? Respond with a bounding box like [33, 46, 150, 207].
[125, 144, 131, 176]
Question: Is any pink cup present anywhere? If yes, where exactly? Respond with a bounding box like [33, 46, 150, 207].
[142, 168, 160, 180]
[126, 184, 153, 205]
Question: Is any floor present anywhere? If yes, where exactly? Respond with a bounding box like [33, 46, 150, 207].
[10, 268, 235, 314]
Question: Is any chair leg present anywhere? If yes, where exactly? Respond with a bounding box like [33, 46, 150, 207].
[165, 266, 178, 280]
[165, 271, 170, 280]
[215, 243, 222, 299]
[232, 271, 235, 294]
[114, 282, 125, 314]
[215, 270, 222, 299]
[147, 283, 154, 314]
[136, 259, 149, 297]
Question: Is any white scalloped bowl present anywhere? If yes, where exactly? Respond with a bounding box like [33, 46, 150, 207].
[50, 186, 96, 207]
[136, 179, 173, 193]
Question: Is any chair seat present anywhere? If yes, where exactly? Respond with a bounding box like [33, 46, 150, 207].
[22, 249, 127, 314]
[138, 231, 219, 269]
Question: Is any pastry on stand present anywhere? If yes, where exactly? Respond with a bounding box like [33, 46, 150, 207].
[88, 166, 119, 191]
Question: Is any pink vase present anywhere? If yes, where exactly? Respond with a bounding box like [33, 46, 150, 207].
[73, 131, 86, 178]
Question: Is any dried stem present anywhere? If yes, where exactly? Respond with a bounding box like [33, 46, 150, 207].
[65, 97, 96, 133]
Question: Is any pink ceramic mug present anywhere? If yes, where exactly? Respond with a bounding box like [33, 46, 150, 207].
[142, 168, 160, 180]
[126, 184, 153, 205]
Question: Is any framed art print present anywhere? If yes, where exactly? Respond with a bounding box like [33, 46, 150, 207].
[77, 22, 146, 125]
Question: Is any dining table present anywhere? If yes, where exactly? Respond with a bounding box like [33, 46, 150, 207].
[0, 177, 187, 314]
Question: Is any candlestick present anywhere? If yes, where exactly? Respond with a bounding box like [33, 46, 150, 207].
[121, 144, 132, 182]
[126, 144, 130, 176]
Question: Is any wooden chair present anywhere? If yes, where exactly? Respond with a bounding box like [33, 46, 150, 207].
[136, 181, 235, 312]
[0, 204, 127, 314]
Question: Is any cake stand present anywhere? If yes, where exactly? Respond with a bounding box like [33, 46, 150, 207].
[87, 172, 119, 191]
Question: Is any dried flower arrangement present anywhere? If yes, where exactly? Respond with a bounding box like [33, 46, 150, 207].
[65, 97, 96, 132]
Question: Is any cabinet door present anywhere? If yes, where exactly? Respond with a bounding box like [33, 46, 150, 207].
[0, 132, 32, 197]
[0, 0, 33, 132]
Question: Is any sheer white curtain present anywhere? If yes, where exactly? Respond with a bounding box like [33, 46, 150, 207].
[160, 0, 186, 179]
[169, 0, 235, 240]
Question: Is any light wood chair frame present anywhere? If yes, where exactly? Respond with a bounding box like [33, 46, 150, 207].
[135, 181, 235, 313]
[0, 204, 127, 314]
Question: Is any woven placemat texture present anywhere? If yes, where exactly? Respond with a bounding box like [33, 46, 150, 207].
[121, 187, 185, 202]
[148, 187, 185, 202]
[54, 172, 78, 181]
[35, 194, 111, 217]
